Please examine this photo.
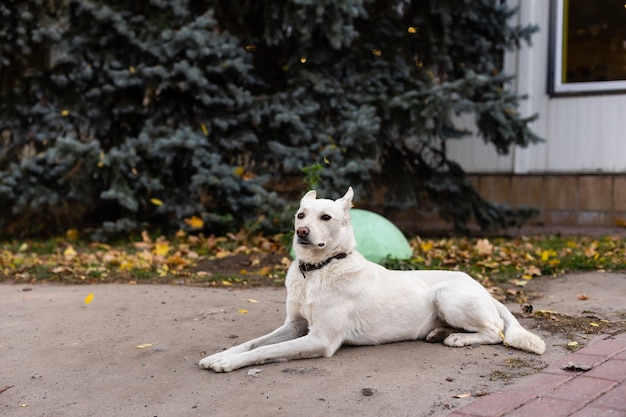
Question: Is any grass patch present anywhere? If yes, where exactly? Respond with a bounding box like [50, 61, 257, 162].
[1, 233, 624, 286]
[383, 235, 626, 283]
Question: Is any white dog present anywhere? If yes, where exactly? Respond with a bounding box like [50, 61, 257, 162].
[199, 188, 545, 372]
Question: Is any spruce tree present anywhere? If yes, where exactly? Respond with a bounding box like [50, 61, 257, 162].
[0, 0, 540, 237]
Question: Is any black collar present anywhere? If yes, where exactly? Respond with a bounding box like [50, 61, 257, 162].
[298, 252, 349, 278]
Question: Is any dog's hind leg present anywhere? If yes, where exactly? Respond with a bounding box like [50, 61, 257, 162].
[442, 328, 503, 347]
[432, 286, 505, 348]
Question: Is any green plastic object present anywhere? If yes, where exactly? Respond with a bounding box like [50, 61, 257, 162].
[290, 209, 413, 264]
[350, 209, 413, 263]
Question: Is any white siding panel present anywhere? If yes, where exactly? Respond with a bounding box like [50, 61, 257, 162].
[542, 96, 626, 173]
[447, 113, 514, 173]
[513, 0, 548, 174]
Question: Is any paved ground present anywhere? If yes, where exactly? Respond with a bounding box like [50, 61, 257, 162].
[1, 272, 625, 417]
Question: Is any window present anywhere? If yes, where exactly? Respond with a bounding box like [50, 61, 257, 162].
[550, 0, 626, 94]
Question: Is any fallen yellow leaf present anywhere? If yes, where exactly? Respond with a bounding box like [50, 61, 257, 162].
[589, 322, 600, 327]
[150, 198, 163, 206]
[534, 310, 559, 316]
[583, 242, 598, 258]
[221, 280, 233, 286]
[133, 242, 152, 251]
[135, 343, 154, 349]
[524, 265, 542, 277]
[246, 299, 260, 303]
[420, 241, 433, 252]
[119, 260, 133, 271]
[215, 249, 230, 259]
[184, 216, 204, 229]
[567, 341, 579, 347]
[51, 266, 71, 274]
[153, 242, 170, 256]
[84, 293, 94, 305]
[475, 239, 493, 256]
[549, 258, 561, 267]
[238, 309, 248, 314]
[257, 266, 272, 276]
[64, 246, 77, 261]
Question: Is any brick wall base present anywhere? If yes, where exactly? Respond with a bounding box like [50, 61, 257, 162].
[358, 174, 626, 235]
[473, 173, 626, 226]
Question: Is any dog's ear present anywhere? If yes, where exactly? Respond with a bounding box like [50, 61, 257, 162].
[301, 190, 317, 203]
[337, 187, 353, 212]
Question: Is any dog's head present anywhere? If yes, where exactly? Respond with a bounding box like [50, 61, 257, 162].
[293, 187, 356, 263]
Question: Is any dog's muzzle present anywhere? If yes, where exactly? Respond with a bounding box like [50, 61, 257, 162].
[297, 237, 311, 245]
[296, 226, 326, 247]
[296, 226, 315, 245]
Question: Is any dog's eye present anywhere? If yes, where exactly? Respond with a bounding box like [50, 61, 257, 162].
[297, 212, 305, 219]
[321, 214, 331, 221]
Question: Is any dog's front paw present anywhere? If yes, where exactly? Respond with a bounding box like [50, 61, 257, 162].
[199, 354, 241, 373]
[198, 356, 212, 370]
[199, 352, 227, 370]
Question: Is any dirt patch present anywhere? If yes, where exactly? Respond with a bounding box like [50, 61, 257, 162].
[487, 356, 547, 382]
[190, 252, 289, 286]
[530, 311, 626, 338]
[501, 272, 626, 356]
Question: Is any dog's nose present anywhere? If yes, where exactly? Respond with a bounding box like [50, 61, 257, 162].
[296, 227, 310, 238]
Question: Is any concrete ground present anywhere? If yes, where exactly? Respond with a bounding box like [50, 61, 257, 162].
[1, 272, 625, 417]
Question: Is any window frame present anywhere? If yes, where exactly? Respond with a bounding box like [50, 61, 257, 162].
[549, 0, 626, 95]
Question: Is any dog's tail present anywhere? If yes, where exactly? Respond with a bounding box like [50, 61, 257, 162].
[495, 300, 546, 354]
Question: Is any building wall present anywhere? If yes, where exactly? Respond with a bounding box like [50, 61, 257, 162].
[447, 0, 626, 175]
[438, 0, 626, 231]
